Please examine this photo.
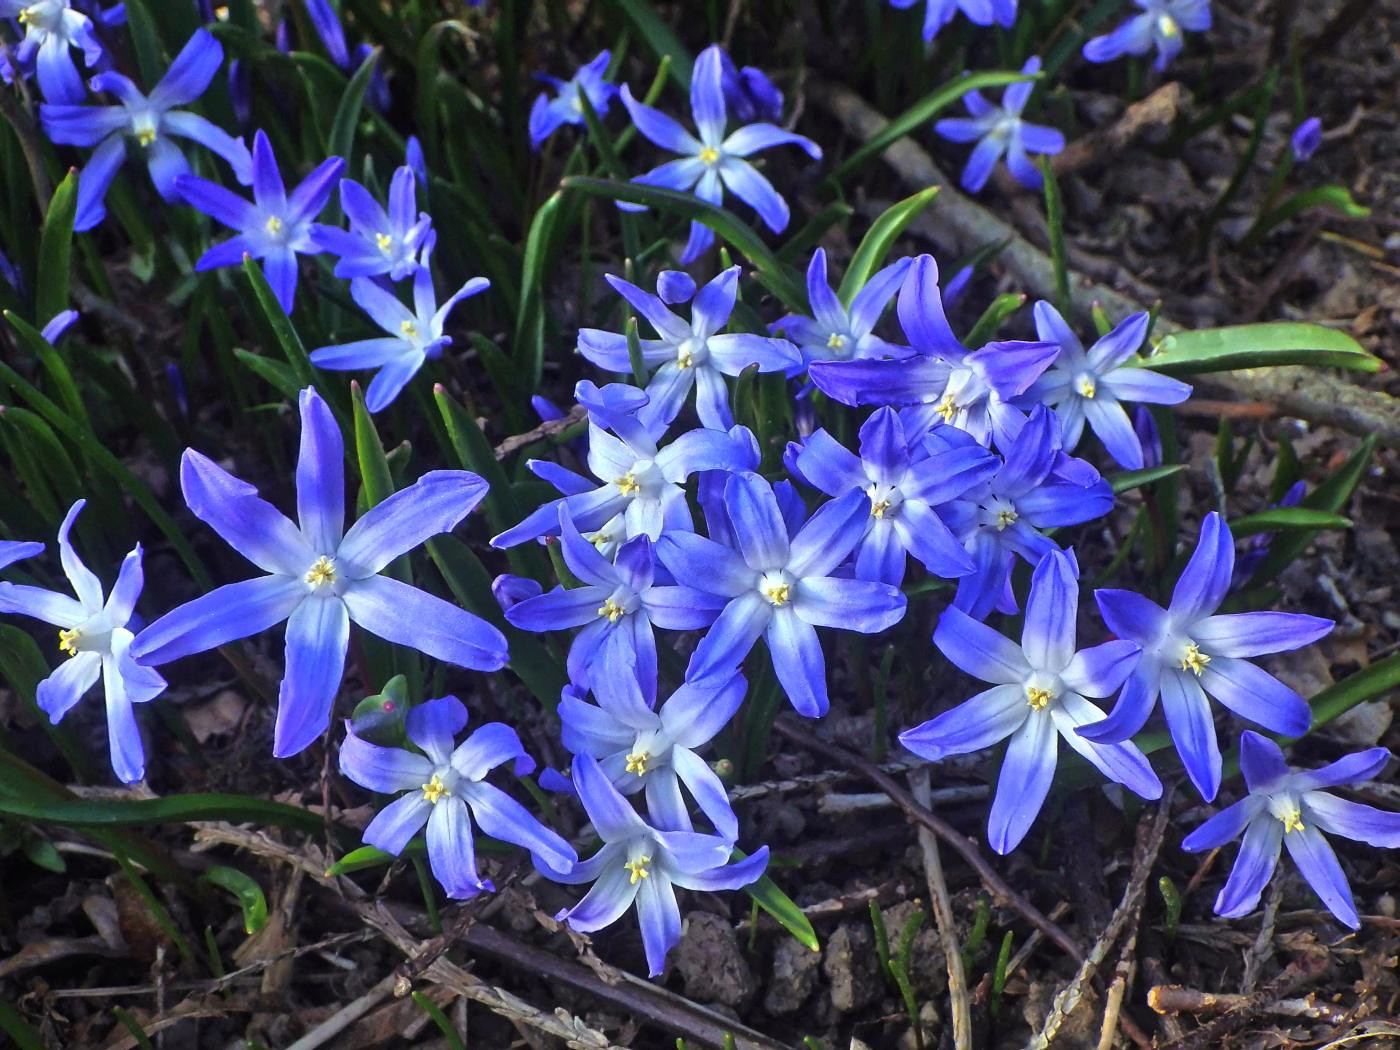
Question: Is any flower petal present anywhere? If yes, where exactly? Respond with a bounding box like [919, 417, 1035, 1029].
[337, 470, 487, 577]
[343, 575, 508, 671]
[987, 711, 1057, 854]
[272, 595, 349, 758]
[428, 797, 489, 898]
[932, 606, 1029, 684]
[1283, 825, 1358, 928]
[130, 576, 305, 665]
[1213, 816, 1282, 918]
[180, 449, 311, 576]
[899, 683, 1026, 762]
[296, 388, 345, 553]
[339, 731, 434, 793]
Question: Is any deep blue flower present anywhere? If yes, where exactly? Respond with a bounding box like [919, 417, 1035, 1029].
[310, 167, 434, 280]
[41, 30, 252, 231]
[1025, 302, 1191, 469]
[1083, 0, 1211, 70]
[175, 129, 344, 313]
[578, 266, 801, 430]
[559, 668, 745, 839]
[130, 388, 509, 758]
[938, 406, 1114, 619]
[1182, 732, 1399, 928]
[0, 0, 102, 103]
[492, 382, 758, 548]
[888, 0, 1017, 40]
[1234, 480, 1306, 585]
[717, 49, 783, 124]
[774, 249, 911, 368]
[41, 308, 79, 343]
[0, 539, 44, 572]
[339, 694, 576, 898]
[1291, 117, 1322, 163]
[809, 255, 1059, 445]
[902, 550, 1160, 853]
[528, 49, 618, 150]
[491, 573, 541, 612]
[0, 501, 166, 782]
[618, 44, 821, 264]
[657, 472, 907, 717]
[302, 0, 349, 66]
[506, 509, 725, 701]
[935, 58, 1063, 193]
[788, 406, 998, 585]
[1084, 512, 1334, 800]
[538, 753, 767, 977]
[309, 253, 488, 412]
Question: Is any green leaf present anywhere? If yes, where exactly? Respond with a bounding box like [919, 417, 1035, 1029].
[326, 844, 396, 876]
[0, 791, 354, 842]
[36, 169, 78, 326]
[411, 992, 467, 1050]
[4, 312, 90, 430]
[20, 833, 66, 873]
[838, 187, 939, 305]
[234, 348, 303, 401]
[607, 0, 692, 86]
[352, 383, 395, 509]
[1143, 323, 1380, 375]
[515, 191, 564, 393]
[1108, 464, 1187, 495]
[327, 47, 381, 165]
[1228, 507, 1351, 539]
[828, 70, 1034, 184]
[241, 257, 318, 387]
[625, 316, 647, 387]
[963, 292, 1026, 347]
[0, 1001, 47, 1050]
[1302, 651, 1400, 734]
[742, 852, 819, 952]
[562, 177, 806, 311]
[202, 866, 269, 934]
[1041, 156, 1070, 314]
[1245, 184, 1370, 248]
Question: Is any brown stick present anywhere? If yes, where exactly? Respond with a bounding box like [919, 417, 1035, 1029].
[493, 402, 587, 460]
[1052, 82, 1185, 179]
[911, 768, 972, 1050]
[1147, 983, 1350, 1023]
[1154, 955, 1331, 1050]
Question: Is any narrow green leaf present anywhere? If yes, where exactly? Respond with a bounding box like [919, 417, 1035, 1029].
[625, 316, 647, 387]
[327, 47, 381, 165]
[1228, 507, 1351, 538]
[351, 383, 395, 508]
[1144, 322, 1379, 375]
[112, 1007, 158, 1050]
[1302, 651, 1400, 734]
[0, 791, 353, 842]
[838, 186, 939, 305]
[411, 992, 467, 1050]
[0, 1001, 47, 1050]
[1245, 184, 1370, 247]
[36, 170, 78, 326]
[326, 844, 395, 876]
[742, 852, 819, 952]
[5, 312, 90, 430]
[1041, 155, 1070, 314]
[829, 70, 1033, 184]
[515, 191, 564, 393]
[202, 866, 269, 934]
[234, 348, 303, 401]
[241, 257, 318, 386]
[607, 0, 692, 86]
[1108, 463, 1187, 495]
[776, 200, 854, 264]
[963, 292, 1026, 347]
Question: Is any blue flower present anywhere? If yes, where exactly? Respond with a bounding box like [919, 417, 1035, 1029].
[618, 44, 820, 264]
[901, 550, 1160, 854]
[0, 501, 166, 782]
[888, 0, 1017, 41]
[491, 382, 758, 548]
[1234, 480, 1305, 585]
[1182, 732, 1400, 929]
[41, 307, 78, 342]
[41, 29, 252, 231]
[339, 694, 577, 899]
[303, 0, 350, 68]
[0, 0, 103, 103]
[528, 49, 618, 150]
[1025, 302, 1191, 469]
[310, 167, 434, 280]
[578, 266, 801, 430]
[938, 407, 1114, 619]
[934, 58, 1063, 193]
[657, 472, 907, 717]
[175, 129, 344, 313]
[1083, 0, 1212, 71]
[559, 668, 746, 839]
[309, 254, 488, 412]
[1085, 512, 1334, 800]
[774, 250, 912, 368]
[717, 49, 783, 124]
[539, 754, 767, 977]
[809, 255, 1060, 445]
[130, 388, 509, 759]
[506, 509, 724, 701]
[0, 539, 44, 572]
[1291, 117, 1322, 163]
[788, 406, 998, 585]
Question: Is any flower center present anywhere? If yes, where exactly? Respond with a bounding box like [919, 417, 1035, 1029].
[588, 530, 612, 550]
[400, 319, 418, 339]
[598, 598, 626, 623]
[265, 215, 284, 236]
[934, 392, 958, 424]
[761, 575, 792, 607]
[996, 507, 1018, 530]
[1025, 685, 1053, 710]
[1076, 373, 1097, 399]
[826, 332, 847, 351]
[1179, 642, 1210, 676]
[1278, 807, 1305, 833]
[304, 555, 337, 588]
[625, 751, 649, 775]
[624, 856, 652, 884]
[699, 146, 720, 166]
[376, 232, 394, 254]
[58, 628, 81, 657]
[1157, 13, 1179, 37]
[421, 773, 450, 804]
[615, 472, 640, 496]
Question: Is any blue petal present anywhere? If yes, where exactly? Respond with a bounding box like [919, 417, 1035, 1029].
[363, 791, 431, 855]
[1181, 797, 1263, 851]
[932, 606, 1029, 684]
[573, 754, 651, 843]
[559, 857, 637, 931]
[1169, 512, 1234, 624]
[337, 470, 487, 578]
[636, 871, 682, 976]
[130, 576, 305, 665]
[655, 532, 753, 598]
[1074, 659, 1160, 744]
[1192, 612, 1333, 658]
[1213, 817, 1282, 918]
[405, 694, 469, 765]
[149, 28, 221, 109]
[987, 711, 1057, 854]
[102, 660, 147, 783]
[342, 575, 508, 671]
[428, 798, 489, 899]
[272, 596, 349, 758]
[466, 780, 577, 873]
[1060, 640, 1139, 698]
[1304, 793, 1400, 849]
[453, 722, 535, 780]
[765, 608, 828, 717]
[1093, 588, 1169, 647]
[724, 472, 791, 573]
[1051, 693, 1161, 799]
[690, 45, 727, 145]
[722, 122, 821, 160]
[792, 576, 905, 633]
[704, 332, 801, 377]
[36, 651, 101, 725]
[339, 731, 434, 793]
[1022, 549, 1078, 673]
[897, 254, 965, 356]
[786, 488, 871, 578]
[1199, 657, 1310, 737]
[1294, 748, 1392, 791]
[668, 845, 769, 892]
[1161, 669, 1221, 801]
[899, 683, 1026, 761]
[717, 159, 788, 232]
[619, 85, 701, 155]
[295, 388, 345, 553]
[687, 592, 771, 680]
[1283, 826, 1358, 928]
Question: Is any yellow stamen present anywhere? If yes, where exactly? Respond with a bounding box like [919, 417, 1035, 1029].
[934, 393, 958, 423]
[763, 582, 791, 607]
[137, 127, 158, 147]
[624, 751, 649, 775]
[995, 508, 1018, 530]
[1025, 685, 1053, 710]
[58, 628, 81, 657]
[615, 473, 640, 496]
[1157, 13, 1179, 37]
[304, 555, 337, 587]
[265, 215, 283, 236]
[826, 332, 847, 351]
[870, 498, 892, 519]
[698, 146, 720, 166]
[624, 856, 651, 884]
[1279, 808, 1305, 833]
[1179, 643, 1210, 676]
[677, 347, 694, 369]
[18, 6, 33, 24]
[598, 598, 626, 623]
[588, 531, 611, 550]
[400, 319, 418, 339]
[1077, 377, 1097, 399]
[421, 773, 450, 804]
[376, 232, 394, 254]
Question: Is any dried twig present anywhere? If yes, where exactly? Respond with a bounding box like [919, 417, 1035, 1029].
[284, 972, 400, 1050]
[1155, 955, 1332, 1050]
[1241, 878, 1283, 994]
[493, 403, 587, 459]
[1147, 983, 1351, 1023]
[1051, 83, 1184, 179]
[911, 768, 972, 1050]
